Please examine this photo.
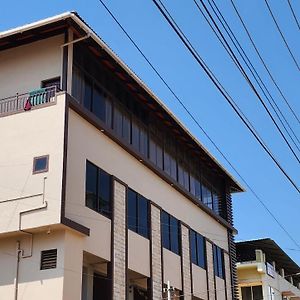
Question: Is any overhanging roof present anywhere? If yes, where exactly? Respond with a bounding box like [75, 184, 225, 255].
[236, 238, 300, 278]
[0, 12, 244, 193]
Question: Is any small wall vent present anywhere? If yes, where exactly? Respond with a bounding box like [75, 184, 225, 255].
[40, 249, 57, 270]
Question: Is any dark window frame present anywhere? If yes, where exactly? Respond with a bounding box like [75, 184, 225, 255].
[85, 160, 112, 218]
[127, 188, 149, 239]
[213, 244, 225, 279]
[33, 155, 49, 174]
[190, 229, 206, 269]
[161, 211, 181, 255]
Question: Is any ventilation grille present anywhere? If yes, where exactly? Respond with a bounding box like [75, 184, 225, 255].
[40, 249, 57, 270]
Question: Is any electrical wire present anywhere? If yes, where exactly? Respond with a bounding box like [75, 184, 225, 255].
[264, 0, 300, 71]
[230, 0, 300, 127]
[95, 0, 300, 251]
[150, 0, 300, 193]
[206, 0, 300, 149]
[287, 0, 300, 31]
[193, 0, 300, 161]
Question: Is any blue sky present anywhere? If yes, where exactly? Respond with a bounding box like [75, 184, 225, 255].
[1, 0, 300, 264]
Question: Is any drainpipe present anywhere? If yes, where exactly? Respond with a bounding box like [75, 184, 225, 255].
[14, 177, 48, 299]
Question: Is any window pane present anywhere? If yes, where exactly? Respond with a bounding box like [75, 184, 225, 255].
[131, 120, 140, 150]
[252, 286, 263, 300]
[213, 245, 218, 276]
[113, 105, 123, 137]
[202, 182, 213, 209]
[92, 87, 106, 122]
[164, 152, 171, 176]
[156, 145, 163, 169]
[195, 178, 201, 201]
[122, 111, 131, 143]
[86, 161, 97, 211]
[139, 126, 148, 157]
[83, 77, 92, 111]
[241, 287, 252, 300]
[149, 137, 156, 164]
[212, 190, 219, 215]
[217, 248, 224, 278]
[190, 230, 197, 265]
[137, 195, 148, 238]
[196, 234, 205, 269]
[105, 96, 112, 128]
[128, 189, 137, 232]
[161, 212, 170, 250]
[170, 156, 177, 180]
[170, 216, 179, 255]
[98, 169, 111, 217]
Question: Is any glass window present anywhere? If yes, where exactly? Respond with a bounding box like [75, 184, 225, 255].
[241, 286, 263, 300]
[252, 286, 263, 300]
[241, 287, 252, 300]
[85, 160, 111, 218]
[33, 155, 49, 174]
[83, 76, 92, 111]
[212, 190, 219, 215]
[86, 161, 98, 211]
[127, 189, 137, 232]
[213, 245, 224, 279]
[202, 181, 213, 209]
[161, 211, 181, 255]
[127, 189, 149, 239]
[190, 229, 206, 269]
[161, 211, 170, 250]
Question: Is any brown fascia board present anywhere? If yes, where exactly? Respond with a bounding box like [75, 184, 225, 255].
[0, 12, 244, 193]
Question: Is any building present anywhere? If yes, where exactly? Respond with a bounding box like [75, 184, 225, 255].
[236, 239, 300, 300]
[0, 12, 244, 300]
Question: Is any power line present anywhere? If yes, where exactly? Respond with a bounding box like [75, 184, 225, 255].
[264, 0, 300, 71]
[150, 0, 300, 193]
[206, 0, 300, 150]
[95, 0, 300, 250]
[193, 0, 300, 162]
[287, 0, 300, 31]
[230, 0, 300, 127]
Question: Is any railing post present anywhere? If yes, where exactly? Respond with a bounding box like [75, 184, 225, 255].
[16, 92, 19, 111]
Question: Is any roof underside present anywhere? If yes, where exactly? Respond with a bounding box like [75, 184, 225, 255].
[0, 12, 244, 193]
[236, 239, 300, 278]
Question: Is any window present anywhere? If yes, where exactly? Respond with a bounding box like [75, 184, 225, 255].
[161, 211, 181, 255]
[241, 286, 263, 300]
[190, 230, 206, 269]
[33, 155, 49, 174]
[131, 118, 148, 156]
[213, 245, 224, 279]
[40, 249, 57, 270]
[149, 131, 163, 169]
[85, 160, 111, 218]
[41, 77, 60, 90]
[92, 86, 112, 127]
[127, 189, 149, 238]
[114, 104, 130, 143]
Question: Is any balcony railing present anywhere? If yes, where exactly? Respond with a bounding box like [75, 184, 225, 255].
[0, 86, 58, 116]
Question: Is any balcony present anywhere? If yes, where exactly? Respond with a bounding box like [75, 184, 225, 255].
[0, 86, 58, 117]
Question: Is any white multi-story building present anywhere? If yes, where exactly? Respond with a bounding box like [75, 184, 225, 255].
[237, 239, 300, 300]
[0, 12, 243, 300]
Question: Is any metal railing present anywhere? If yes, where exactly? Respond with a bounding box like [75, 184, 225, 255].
[0, 86, 58, 116]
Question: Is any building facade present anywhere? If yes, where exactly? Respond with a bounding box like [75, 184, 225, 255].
[236, 239, 300, 300]
[0, 12, 243, 300]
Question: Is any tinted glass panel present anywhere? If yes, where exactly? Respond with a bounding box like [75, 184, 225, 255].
[98, 169, 111, 217]
[217, 247, 224, 278]
[213, 245, 219, 275]
[93, 87, 106, 122]
[202, 183, 213, 209]
[212, 191, 219, 214]
[34, 157, 48, 172]
[128, 189, 137, 232]
[131, 120, 140, 150]
[190, 230, 197, 265]
[122, 111, 131, 143]
[83, 77, 92, 111]
[161, 212, 170, 250]
[113, 105, 123, 137]
[170, 216, 179, 255]
[137, 195, 148, 238]
[241, 287, 252, 300]
[252, 286, 263, 300]
[197, 234, 206, 269]
[86, 161, 98, 210]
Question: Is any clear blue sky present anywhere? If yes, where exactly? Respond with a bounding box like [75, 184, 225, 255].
[1, 1, 300, 264]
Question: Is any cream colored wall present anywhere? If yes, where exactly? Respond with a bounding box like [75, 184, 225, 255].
[0, 230, 65, 300]
[215, 277, 226, 300]
[128, 230, 150, 277]
[0, 94, 66, 234]
[192, 263, 208, 300]
[163, 248, 182, 290]
[65, 109, 228, 252]
[0, 35, 64, 99]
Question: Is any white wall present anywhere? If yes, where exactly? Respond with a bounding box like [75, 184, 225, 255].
[0, 93, 66, 234]
[0, 35, 64, 99]
[65, 109, 228, 252]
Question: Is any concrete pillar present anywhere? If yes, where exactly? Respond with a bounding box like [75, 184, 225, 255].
[150, 204, 163, 299]
[206, 240, 216, 300]
[224, 252, 233, 300]
[280, 268, 285, 277]
[181, 224, 192, 300]
[112, 179, 127, 300]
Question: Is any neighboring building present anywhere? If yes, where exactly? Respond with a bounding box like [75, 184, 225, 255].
[236, 239, 300, 300]
[0, 12, 244, 300]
